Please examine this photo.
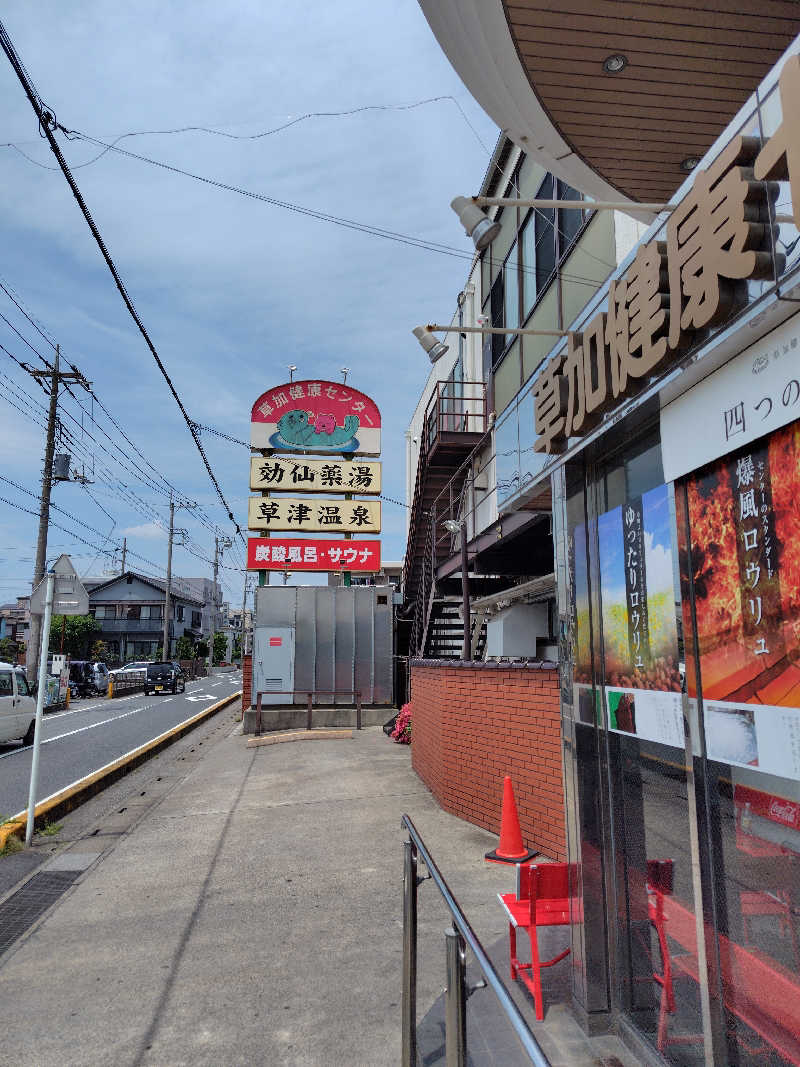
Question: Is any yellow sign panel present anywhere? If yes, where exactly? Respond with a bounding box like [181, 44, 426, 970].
[249, 456, 381, 494]
[248, 496, 381, 533]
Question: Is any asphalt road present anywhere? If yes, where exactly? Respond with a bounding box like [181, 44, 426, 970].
[0, 670, 242, 820]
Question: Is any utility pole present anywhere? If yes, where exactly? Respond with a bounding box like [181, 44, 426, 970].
[26, 346, 89, 683]
[162, 495, 175, 661]
[240, 571, 249, 662]
[120, 537, 127, 573]
[211, 534, 232, 668]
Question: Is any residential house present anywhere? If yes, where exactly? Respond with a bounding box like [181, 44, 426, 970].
[88, 571, 207, 663]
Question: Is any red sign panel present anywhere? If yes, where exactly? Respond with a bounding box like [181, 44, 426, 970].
[247, 537, 381, 572]
[250, 380, 381, 455]
[269, 637, 283, 647]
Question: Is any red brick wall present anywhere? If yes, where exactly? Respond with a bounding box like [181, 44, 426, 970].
[242, 653, 252, 713]
[410, 662, 566, 861]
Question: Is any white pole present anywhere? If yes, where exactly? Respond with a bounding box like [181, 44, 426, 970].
[26, 569, 55, 847]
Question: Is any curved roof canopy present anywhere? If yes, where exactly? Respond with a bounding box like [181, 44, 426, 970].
[420, 0, 800, 203]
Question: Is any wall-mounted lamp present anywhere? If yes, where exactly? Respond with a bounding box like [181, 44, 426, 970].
[413, 323, 573, 363]
[412, 325, 449, 364]
[451, 194, 674, 250]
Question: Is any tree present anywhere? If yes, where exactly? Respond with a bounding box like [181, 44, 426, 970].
[194, 638, 210, 659]
[49, 614, 100, 658]
[90, 639, 109, 662]
[0, 636, 20, 663]
[174, 635, 194, 661]
[213, 632, 228, 665]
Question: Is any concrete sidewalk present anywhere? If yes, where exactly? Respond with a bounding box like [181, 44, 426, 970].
[0, 721, 640, 1066]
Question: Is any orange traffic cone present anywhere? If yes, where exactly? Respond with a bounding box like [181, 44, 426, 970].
[485, 775, 539, 865]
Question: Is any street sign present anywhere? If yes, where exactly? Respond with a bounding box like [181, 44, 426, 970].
[29, 554, 90, 616]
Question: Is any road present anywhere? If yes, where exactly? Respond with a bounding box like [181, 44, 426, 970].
[0, 670, 242, 820]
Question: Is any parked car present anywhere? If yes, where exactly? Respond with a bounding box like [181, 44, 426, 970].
[68, 660, 110, 697]
[109, 661, 150, 676]
[0, 661, 36, 745]
[144, 662, 186, 696]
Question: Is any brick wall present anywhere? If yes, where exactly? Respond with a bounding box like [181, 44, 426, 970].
[242, 653, 252, 713]
[410, 661, 566, 861]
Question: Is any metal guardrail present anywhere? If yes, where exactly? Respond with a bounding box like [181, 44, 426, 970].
[254, 689, 362, 735]
[401, 814, 551, 1067]
[107, 669, 146, 697]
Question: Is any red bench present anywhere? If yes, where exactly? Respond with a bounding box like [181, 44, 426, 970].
[498, 862, 572, 1020]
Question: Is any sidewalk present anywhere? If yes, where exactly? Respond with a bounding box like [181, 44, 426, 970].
[0, 720, 641, 1066]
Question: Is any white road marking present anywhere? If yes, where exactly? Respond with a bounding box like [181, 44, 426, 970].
[0, 689, 223, 758]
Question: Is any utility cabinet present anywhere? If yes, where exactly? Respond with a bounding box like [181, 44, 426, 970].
[252, 626, 295, 705]
[251, 585, 392, 706]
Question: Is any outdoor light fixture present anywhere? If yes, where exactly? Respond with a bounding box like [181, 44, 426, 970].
[681, 156, 700, 172]
[451, 195, 502, 251]
[452, 195, 674, 250]
[412, 325, 449, 364]
[443, 518, 463, 534]
[414, 324, 572, 361]
[288, 364, 297, 381]
[602, 54, 627, 74]
[340, 366, 350, 384]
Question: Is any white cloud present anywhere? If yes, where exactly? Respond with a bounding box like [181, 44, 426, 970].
[120, 522, 166, 541]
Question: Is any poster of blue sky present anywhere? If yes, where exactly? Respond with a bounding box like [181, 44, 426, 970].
[598, 484, 681, 690]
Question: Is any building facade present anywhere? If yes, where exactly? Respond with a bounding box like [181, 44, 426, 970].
[88, 572, 207, 663]
[407, 8, 800, 1065]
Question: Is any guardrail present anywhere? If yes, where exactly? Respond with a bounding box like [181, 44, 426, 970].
[254, 689, 362, 735]
[401, 813, 551, 1067]
[108, 670, 146, 697]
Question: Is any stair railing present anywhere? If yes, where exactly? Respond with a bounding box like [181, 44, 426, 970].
[401, 814, 551, 1067]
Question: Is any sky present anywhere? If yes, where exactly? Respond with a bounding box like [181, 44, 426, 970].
[0, 2, 498, 610]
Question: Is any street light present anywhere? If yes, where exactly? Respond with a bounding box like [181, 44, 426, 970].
[412, 326, 449, 364]
[451, 195, 675, 252]
[450, 196, 502, 251]
[413, 322, 572, 363]
[288, 364, 297, 382]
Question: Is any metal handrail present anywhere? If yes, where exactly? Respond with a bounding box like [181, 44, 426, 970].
[401, 813, 551, 1066]
[254, 689, 362, 734]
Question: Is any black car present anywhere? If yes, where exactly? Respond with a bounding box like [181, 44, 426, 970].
[144, 662, 186, 696]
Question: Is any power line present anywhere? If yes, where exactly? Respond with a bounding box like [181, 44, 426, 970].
[1, 93, 480, 168]
[0, 18, 243, 547]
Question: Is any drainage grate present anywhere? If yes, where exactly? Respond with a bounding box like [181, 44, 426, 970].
[0, 870, 80, 956]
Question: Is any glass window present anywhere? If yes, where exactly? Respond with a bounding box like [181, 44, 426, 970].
[16, 674, 29, 696]
[176, 605, 185, 622]
[557, 180, 584, 255]
[504, 240, 519, 347]
[676, 420, 800, 1064]
[534, 176, 556, 292]
[521, 214, 537, 320]
[0, 670, 12, 695]
[126, 605, 140, 620]
[191, 611, 202, 629]
[140, 606, 150, 619]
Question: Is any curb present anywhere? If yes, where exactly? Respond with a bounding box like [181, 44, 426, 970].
[246, 728, 353, 747]
[0, 691, 242, 850]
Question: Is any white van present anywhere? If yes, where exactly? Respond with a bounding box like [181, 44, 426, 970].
[0, 661, 37, 746]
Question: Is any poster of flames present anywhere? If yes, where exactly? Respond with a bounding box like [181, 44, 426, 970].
[678, 419, 800, 706]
